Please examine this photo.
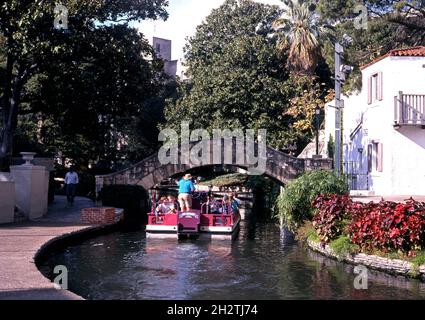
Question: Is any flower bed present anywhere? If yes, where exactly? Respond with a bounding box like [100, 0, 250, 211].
[312, 194, 352, 242]
[301, 194, 425, 279]
[311, 195, 425, 256]
[349, 199, 425, 254]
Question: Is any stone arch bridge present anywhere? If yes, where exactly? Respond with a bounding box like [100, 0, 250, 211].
[95, 139, 332, 194]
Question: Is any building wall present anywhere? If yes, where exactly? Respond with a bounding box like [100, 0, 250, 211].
[164, 60, 178, 78]
[152, 37, 177, 78]
[152, 37, 172, 61]
[390, 127, 425, 195]
[326, 55, 425, 196]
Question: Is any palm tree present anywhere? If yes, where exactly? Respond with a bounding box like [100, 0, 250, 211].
[273, 0, 331, 75]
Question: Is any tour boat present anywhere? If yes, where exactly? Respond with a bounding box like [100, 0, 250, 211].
[146, 191, 240, 240]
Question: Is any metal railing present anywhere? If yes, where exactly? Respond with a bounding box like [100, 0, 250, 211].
[201, 200, 232, 215]
[343, 161, 369, 191]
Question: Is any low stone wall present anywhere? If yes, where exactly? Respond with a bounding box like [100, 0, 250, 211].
[308, 240, 425, 281]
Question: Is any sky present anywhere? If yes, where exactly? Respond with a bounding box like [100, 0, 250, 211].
[135, 0, 282, 75]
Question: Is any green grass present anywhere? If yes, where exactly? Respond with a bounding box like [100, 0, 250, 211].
[411, 251, 425, 267]
[307, 228, 320, 243]
[199, 173, 249, 187]
[329, 235, 359, 258]
[296, 222, 319, 243]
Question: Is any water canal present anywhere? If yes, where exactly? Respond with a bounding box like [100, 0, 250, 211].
[39, 221, 425, 300]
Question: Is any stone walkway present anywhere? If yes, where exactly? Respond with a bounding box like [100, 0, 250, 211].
[0, 196, 98, 300]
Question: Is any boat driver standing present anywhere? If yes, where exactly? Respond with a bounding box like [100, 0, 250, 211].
[178, 173, 195, 212]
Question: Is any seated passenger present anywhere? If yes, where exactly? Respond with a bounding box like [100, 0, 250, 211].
[230, 192, 241, 206]
[166, 195, 177, 214]
[155, 196, 168, 215]
[229, 194, 239, 215]
[211, 201, 220, 214]
[219, 195, 232, 214]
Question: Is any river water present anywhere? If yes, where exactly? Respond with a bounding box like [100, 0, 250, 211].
[39, 222, 425, 300]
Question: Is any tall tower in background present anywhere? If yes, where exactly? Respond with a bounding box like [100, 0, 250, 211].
[152, 37, 178, 78]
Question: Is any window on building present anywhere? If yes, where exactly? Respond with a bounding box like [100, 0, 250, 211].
[358, 148, 364, 171]
[375, 142, 383, 172]
[155, 43, 161, 54]
[367, 72, 383, 104]
[368, 142, 383, 173]
[367, 144, 373, 173]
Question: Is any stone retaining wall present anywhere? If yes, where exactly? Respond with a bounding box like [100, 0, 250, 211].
[308, 240, 425, 281]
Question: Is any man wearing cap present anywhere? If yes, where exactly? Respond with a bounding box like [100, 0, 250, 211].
[178, 173, 195, 212]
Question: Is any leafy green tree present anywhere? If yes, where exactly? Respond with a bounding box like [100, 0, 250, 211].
[183, 0, 280, 78]
[17, 24, 167, 169]
[0, 0, 168, 169]
[319, 0, 425, 36]
[316, 0, 359, 23]
[164, 0, 331, 151]
[318, 0, 425, 92]
[366, 0, 425, 38]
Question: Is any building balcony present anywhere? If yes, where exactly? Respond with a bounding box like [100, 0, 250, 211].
[394, 92, 425, 128]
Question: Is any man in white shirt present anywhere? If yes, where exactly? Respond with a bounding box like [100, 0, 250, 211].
[64, 167, 79, 206]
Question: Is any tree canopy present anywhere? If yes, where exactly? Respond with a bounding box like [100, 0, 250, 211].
[318, 0, 425, 91]
[164, 0, 332, 152]
[273, 0, 333, 75]
[2, 0, 424, 171]
[0, 0, 170, 170]
[18, 25, 167, 168]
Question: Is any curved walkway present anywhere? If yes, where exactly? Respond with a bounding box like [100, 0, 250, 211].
[0, 196, 102, 300]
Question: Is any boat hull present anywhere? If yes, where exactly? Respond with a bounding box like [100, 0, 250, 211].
[146, 214, 241, 240]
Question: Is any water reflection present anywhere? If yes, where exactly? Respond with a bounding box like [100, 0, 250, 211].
[39, 222, 425, 300]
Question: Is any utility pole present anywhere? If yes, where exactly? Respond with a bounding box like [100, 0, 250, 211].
[315, 106, 321, 157]
[332, 34, 353, 176]
[334, 42, 344, 176]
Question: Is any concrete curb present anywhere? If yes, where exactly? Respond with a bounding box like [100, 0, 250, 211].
[33, 222, 121, 300]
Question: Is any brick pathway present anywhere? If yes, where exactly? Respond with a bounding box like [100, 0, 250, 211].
[0, 196, 98, 300]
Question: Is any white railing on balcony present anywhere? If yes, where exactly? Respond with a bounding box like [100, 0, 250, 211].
[394, 92, 425, 127]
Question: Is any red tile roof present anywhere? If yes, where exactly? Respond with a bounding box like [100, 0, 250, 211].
[360, 46, 425, 70]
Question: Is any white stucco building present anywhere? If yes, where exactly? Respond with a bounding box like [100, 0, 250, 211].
[325, 46, 425, 196]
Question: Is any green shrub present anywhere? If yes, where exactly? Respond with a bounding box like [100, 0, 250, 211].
[275, 170, 348, 231]
[330, 235, 359, 258]
[98, 185, 149, 229]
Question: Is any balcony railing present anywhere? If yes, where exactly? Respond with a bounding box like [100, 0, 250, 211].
[394, 92, 425, 128]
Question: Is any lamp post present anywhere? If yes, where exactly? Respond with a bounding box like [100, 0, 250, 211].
[315, 106, 321, 157]
[334, 34, 353, 176]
